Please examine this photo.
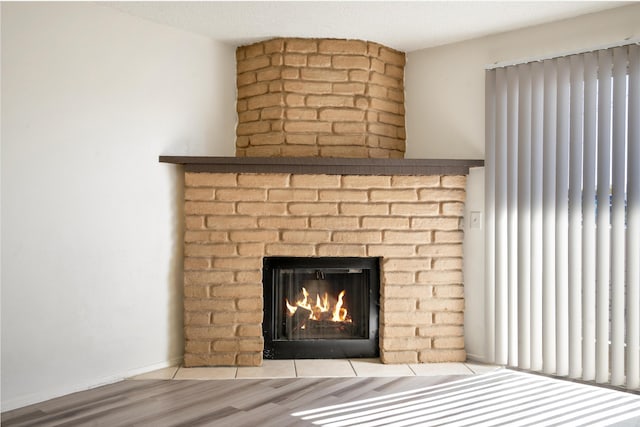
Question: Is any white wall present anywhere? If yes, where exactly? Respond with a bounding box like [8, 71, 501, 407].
[1, 3, 235, 410]
[405, 3, 640, 362]
[405, 3, 640, 159]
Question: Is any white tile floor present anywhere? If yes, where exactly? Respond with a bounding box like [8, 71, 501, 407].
[129, 359, 502, 380]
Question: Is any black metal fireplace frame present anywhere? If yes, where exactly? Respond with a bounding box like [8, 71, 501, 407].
[262, 257, 380, 359]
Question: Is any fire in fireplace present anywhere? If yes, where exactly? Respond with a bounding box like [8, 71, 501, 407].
[263, 257, 380, 359]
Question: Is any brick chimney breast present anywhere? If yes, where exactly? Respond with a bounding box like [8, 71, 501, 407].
[236, 38, 406, 158]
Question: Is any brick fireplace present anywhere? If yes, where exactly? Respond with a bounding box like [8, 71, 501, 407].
[160, 37, 482, 367]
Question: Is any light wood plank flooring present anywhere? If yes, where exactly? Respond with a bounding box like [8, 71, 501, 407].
[3, 370, 640, 426]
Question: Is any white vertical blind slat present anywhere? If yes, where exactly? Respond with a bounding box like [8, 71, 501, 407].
[543, 59, 558, 375]
[517, 63, 532, 370]
[530, 61, 545, 371]
[610, 47, 628, 386]
[568, 54, 584, 379]
[582, 52, 598, 381]
[626, 44, 640, 390]
[485, 70, 497, 364]
[596, 49, 612, 384]
[555, 57, 571, 377]
[507, 67, 520, 366]
[495, 67, 509, 365]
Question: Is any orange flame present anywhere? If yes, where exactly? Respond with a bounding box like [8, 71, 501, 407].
[285, 288, 351, 323]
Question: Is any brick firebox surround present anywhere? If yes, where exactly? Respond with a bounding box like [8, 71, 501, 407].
[172, 163, 476, 367]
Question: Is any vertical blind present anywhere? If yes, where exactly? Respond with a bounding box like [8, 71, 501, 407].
[485, 44, 640, 388]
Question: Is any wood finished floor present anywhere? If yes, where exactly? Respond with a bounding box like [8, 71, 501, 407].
[3, 370, 640, 426]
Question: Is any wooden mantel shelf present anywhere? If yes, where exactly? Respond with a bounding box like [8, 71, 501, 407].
[159, 156, 484, 176]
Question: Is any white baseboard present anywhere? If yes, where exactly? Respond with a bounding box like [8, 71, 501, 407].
[1, 356, 183, 412]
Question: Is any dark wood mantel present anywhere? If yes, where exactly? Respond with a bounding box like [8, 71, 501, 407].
[159, 156, 484, 176]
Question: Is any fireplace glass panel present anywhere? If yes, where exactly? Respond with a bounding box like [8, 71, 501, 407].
[263, 257, 379, 359]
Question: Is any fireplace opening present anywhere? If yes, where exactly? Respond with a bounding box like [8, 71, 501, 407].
[263, 257, 380, 359]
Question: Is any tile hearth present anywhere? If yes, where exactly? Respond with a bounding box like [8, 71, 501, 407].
[129, 359, 501, 380]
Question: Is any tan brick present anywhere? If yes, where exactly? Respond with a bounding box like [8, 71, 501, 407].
[185, 243, 236, 257]
[237, 202, 287, 216]
[317, 135, 366, 146]
[185, 341, 211, 353]
[320, 145, 369, 158]
[362, 217, 409, 229]
[244, 146, 281, 157]
[333, 122, 367, 134]
[236, 243, 265, 257]
[381, 325, 417, 338]
[283, 54, 307, 67]
[319, 109, 365, 122]
[185, 202, 235, 215]
[265, 243, 316, 257]
[391, 176, 440, 188]
[212, 339, 239, 352]
[385, 64, 404, 79]
[205, 216, 257, 230]
[382, 337, 432, 351]
[237, 99, 248, 113]
[255, 67, 281, 82]
[238, 110, 260, 123]
[184, 286, 209, 298]
[284, 80, 332, 94]
[349, 69, 370, 82]
[370, 98, 401, 114]
[184, 231, 212, 243]
[369, 122, 399, 138]
[288, 202, 338, 216]
[237, 121, 271, 136]
[378, 137, 405, 151]
[442, 202, 465, 216]
[388, 88, 404, 103]
[263, 39, 284, 53]
[306, 95, 354, 108]
[370, 58, 385, 74]
[237, 71, 257, 87]
[317, 244, 366, 257]
[318, 39, 367, 54]
[418, 325, 464, 338]
[291, 174, 341, 188]
[184, 257, 210, 270]
[318, 190, 368, 202]
[282, 230, 331, 243]
[332, 55, 370, 69]
[301, 68, 349, 82]
[237, 298, 262, 311]
[441, 175, 467, 188]
[237, 56, 271, 73]
[237, 324, 262, 337]
[238, 338, 264, 352]
[383, 231, 431, 244]
[247, 93, 283, 110]
[215, 189, 266, 202]
[332, 231, 382, 244]
[383, 311, 432, 325]
[389, 203, 439, 216]
[229, 230, 279, 242]
[340, 203, 389, 215]
[212, 257, 261, 270]
[249, 133, 284, 146]
[184, 298, 235, 313]
[235, 270, 262, 283]
[333, 82, 366, 94]
[417, 244, 463, 257]
[380, 351, 418, 364]
[258, 217, 307, 229]
[184, 353, 236, 367]
[236, 352, 262, 366]
[384, 258, 430, 272]
[378, 112, 405, 127]
[383, 299, 417, 312]
[282, 68, 300, 80]
[433, 285, 464, 298]
[284, 121, 332, 133]
[379, 47, 405, 66]
[286, 108, 317, 120]
[261, 106, 284, 120]
[411, 217, 460, 230]
[184, 271, 235, 285]
[433, 258, 463, 270]
[211, 285, 262, 298]
[419, 189, 466, 202]
[308, 54, 332, 67]
[382, 271, 415, 285]
[382, 285, 432, 299]
[341, 175, 391, 188]
[418, 349, 466, 363]
[185, 188, 215, 201]
[186, 173, 237, 188]
[285, 134, 316, 145]
[417, 270, 463, 285]
[418, 298, 464, 312]
[433, 336, 465, 349]
[434, 312, 465, 325]
[185, 326, 236, 340]
[370, 189, 416, 202]
[309, 216, 359, 230]
[368, 244, 414, 257]
[368, 84, 388, 98]
[434, 231, 464, 243]
[285, 39, 317, 53]
[370, 72, 401, 89]
[237, 82, 269, 99]
[282, 145, 320, 157]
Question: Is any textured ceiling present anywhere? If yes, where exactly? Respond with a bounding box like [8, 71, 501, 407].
[105, 1, 629, 52]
